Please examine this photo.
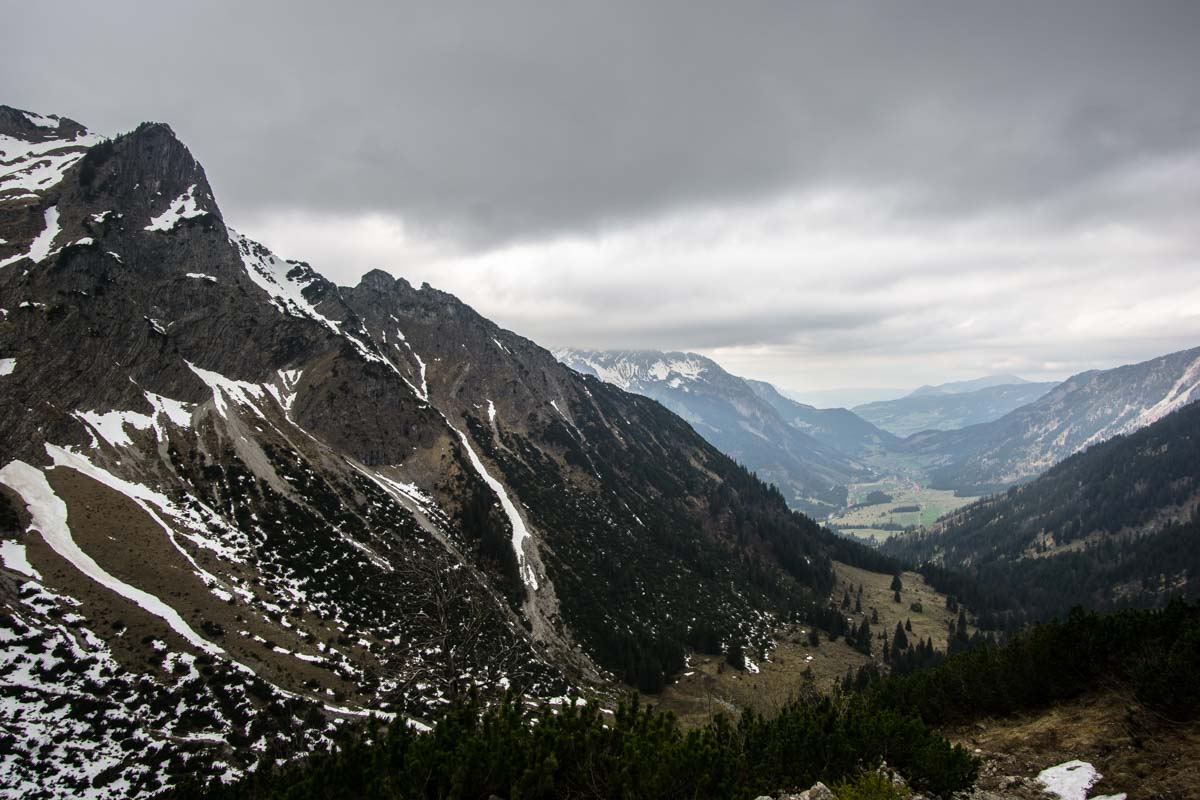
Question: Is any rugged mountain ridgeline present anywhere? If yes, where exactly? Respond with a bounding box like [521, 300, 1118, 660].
[0, 106, 902, 796]
[553, 349, 897, 516]
[908, 346, 1200, 495]
[885, 396, 1200, 631]
[852, 380, 1056, 438]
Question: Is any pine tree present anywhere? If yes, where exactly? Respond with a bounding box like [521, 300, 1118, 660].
[725, 640, 745, 671]
[891, 573, 903, 592]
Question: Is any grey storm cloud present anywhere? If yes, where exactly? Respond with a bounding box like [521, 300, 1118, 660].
[5, 1, 1200, 393]
[6, 1, 1200, 242]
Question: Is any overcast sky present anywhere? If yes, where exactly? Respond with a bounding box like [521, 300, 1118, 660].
[6, 1, 1200, 403]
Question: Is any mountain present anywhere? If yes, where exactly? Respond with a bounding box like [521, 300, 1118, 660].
[0, 106, 893, 797]
[907, 374, 1034, 398]
[743, 379, 902, 457]
[552, 348, 877, 515]
[884, 398, 1200, 630]
[779, 385, 905, 408]
[853, 381, 1057, 437]
[909, 346, 1200, 494]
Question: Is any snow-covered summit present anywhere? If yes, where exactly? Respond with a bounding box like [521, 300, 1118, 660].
[553, 348, 715, 393]
[0, 105, 102, 201]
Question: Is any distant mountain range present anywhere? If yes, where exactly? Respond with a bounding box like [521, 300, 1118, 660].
[552, 349, 890, 515]
[907, 374, 1036, 397]
[909, 346, 1200, 494]
[854, 381, 1057, 437]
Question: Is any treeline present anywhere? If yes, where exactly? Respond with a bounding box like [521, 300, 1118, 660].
[165, 693, 975, 800]
[863, 600, 1200, 726]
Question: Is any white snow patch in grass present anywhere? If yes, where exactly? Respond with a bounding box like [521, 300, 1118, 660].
[492, 337, 509, 354]
[186, 272, 217, 282]
[0, 459, 221, 655]
[0, 358, 14, 376]
[0, 540, 40, 578]
[487, 399, 497, 423]
[144, 184, 206, 231]
[1037, 760, 1117, 800]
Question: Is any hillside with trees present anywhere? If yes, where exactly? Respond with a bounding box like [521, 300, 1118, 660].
[884, 399, 1200, 631]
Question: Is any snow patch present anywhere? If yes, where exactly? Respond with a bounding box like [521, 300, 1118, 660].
[0, 129, 101, 198]
[447, 421, 538, 589]
[144, 184, 207, 231]
[0, 358, 14, 376]
[187, 361, 267, 420]
[22, 111, 58, 128]
[74, 393, 191, 448]
[186, 272, 217, 282]
[0, 206, 60, 269]
[1037, 760, 1123, 800]
[75, 409, 153, 448]
[0, 540, 40, 578]
[0, 459, 221, 655]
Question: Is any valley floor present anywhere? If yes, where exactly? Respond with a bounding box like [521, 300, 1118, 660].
[645, 562, 963, 727]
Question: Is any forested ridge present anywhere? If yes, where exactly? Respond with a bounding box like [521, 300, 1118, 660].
[884, 399, 1200, 631]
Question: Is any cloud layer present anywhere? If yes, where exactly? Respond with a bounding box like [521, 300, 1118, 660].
[6, 1, 1200, 395]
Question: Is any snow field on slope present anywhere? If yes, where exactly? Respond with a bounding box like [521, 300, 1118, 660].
[0, 459, 221, 655]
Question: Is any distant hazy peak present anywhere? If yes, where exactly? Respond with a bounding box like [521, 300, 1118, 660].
[907, 374, 1031, 398]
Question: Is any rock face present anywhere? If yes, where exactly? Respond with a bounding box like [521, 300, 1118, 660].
[0, 106, 856, 797]
[553, 348, 882, 516]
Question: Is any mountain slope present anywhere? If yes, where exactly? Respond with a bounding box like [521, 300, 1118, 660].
[909, 346, 1200, 494]
[853, 381, 1057, 437]
[885, 398, 1200, 629]
[0, 106, 892, 797]
[744, 378, 902, 457]
[553, 348, 874, 515]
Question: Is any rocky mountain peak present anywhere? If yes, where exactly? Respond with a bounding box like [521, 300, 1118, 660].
[66, 120, 221, 231]
[356, 267, 409, 292]
[0, 104, 89, 142]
